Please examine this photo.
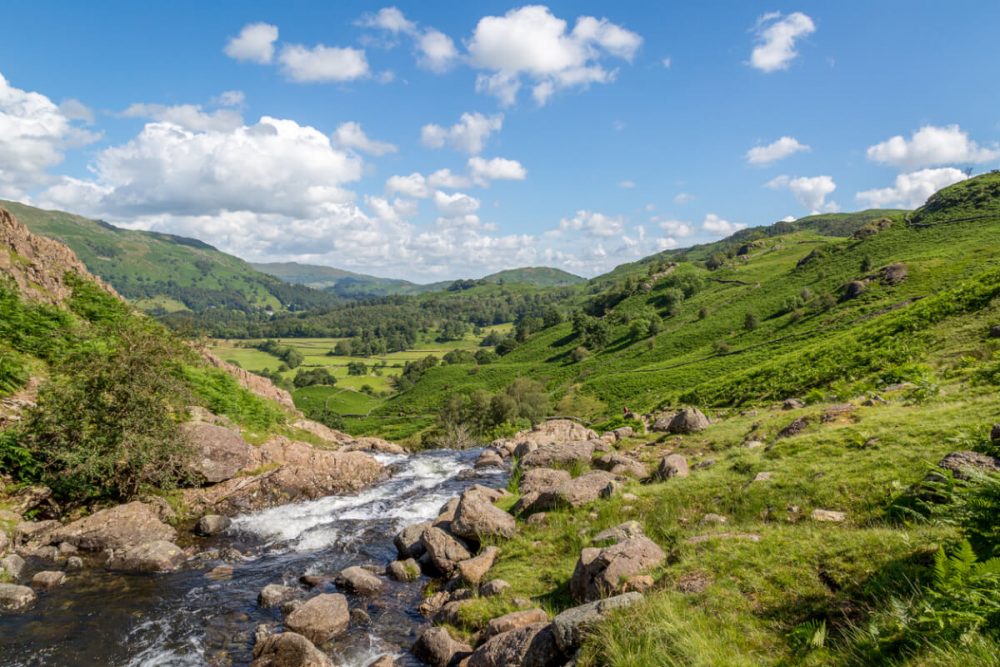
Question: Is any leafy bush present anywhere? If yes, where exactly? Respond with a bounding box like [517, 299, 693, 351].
[184, 365, 285, 431]
[293, 367, 337, 388]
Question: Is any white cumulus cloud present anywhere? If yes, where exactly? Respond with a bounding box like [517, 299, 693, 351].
[468, 6, 641, 106]
[767, 175, 838, 213]
[468, 156, 527, 185]
[559, 210, 625, 237]
[657, 219, 694, 237]
[417, 29, 459, 72]
[856, 168, 967, 209]
[386, 172, 430, 199]
[750, 12, 815, 72]
[279, 44, 370, 82]
[421, 112, 503, 154]
[746, 136, 810, 165]
[434, 190, 481, 216]
[121, 102, 243, 132]
[866, 124, 1000, 169]
[427, 168, 471, 189]
[225, 23, 279, 64]
[332, 121, 397, 156]
[702, 213, 747, 237]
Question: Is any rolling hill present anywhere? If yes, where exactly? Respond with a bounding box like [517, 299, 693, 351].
[480, 266, 585, 287]
[0, 200, 340, 314]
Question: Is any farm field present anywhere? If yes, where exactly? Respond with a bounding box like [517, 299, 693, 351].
[209, 324, 512, 417]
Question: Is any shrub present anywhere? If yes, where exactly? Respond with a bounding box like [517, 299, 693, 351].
[293, 367, 337, 388]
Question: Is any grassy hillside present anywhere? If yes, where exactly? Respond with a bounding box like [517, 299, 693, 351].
[480, 266, 585, 287]
[355, 174, 1000, 440]
[1, 200, 340, 314]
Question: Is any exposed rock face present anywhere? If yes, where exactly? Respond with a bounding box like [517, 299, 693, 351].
[11, 485, 52, 515]
[468, 623, 561, 667]
[529, 471, 619, 513]
[518, 468, 571, 496]
[0, 208, 118, 305]
[196, 514, 231, 536]
[250, 631, 334, 667]
[487, 608, 550, 637]
[259, 584, 300, 609]
[411, 626, 472, 667]
[184, 438, 384, 514]
[550, 592, 643, 653]
[284, 594, 350, 645]
[520, 440, 596, 469]
[291, 418, 352, 446]
[200, 349, 299, 413]
[0, 583, 37, 612]
[108, 540, 186, 573]
[668, 409, 710, 434]
[181, 422, 256, 484]
[458, 546, 499, 586]
[420, 526, 472, 576]
[49, 502, 177, 551]
[655, 454, 689, 480]
[938, 451, 1000, 479]
[451, 488, 516, 543]
[342, 437, 406, 455]
[394, 522, 430, 559]
[335, 566, 382, 596]
[570, 537, 665, 602]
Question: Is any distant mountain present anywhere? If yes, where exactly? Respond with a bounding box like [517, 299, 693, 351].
[254, 262, 587, 297]
[0, 200, 339, 314]
[480, 267, 586, 287]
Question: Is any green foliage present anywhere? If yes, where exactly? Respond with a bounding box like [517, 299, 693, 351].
[183, 365, 285, 431]
[0, 429, 42, 483]
[293, 367, 337, 388]
[347, 360, 368, 375]
[255, 338, 303, 368]
[443, 349, 476, 365]
[0, 347, 29, 396]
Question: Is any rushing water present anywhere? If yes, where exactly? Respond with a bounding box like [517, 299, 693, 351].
[0, 448, 502, 667]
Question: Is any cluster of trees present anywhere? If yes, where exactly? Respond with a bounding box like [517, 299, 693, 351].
[292, 367, 337, 388]
[392, 355, 440, 391]
[426, 378, 551, 447]
[255, 339, 303, 369]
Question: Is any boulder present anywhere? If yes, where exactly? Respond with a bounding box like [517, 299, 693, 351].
[551, 592, 644, 653]
[655, 454, 689, 480]
[938, 451, 1000, 480]
[31, 570, 66, 589]
[612, 426, 634, 441]
[49, 501, 176, 551]
[451, 489, 516, 543]
[468, 623, 561, 667]
[595, 453, 646, 479]
[475, 449, 505, 469]
[810, 509, 846, 523]
[260, 584, 301, 609]
[196, 514, 231, 536]
[570, 536, 665, 602]
[458, 546, 499, 586]
[668, 409, 710, 434]
[11, 485, 52, 515]
[501, 420, 599, 453]
[480, 579, 511, 597]
[411, 626, 472, 667]
[592, 521, 645, 545]
[341, 436, 406, 455]
[14, 520, 60, 547]
[1, 553, 26, 579]
[990, 325, 1000, 339]
[66, 556, 84, 571]
[530, 471, 619, 513]
[882, 263, 908, 286]
[843, 280, 867, 300]
[486, 608, 549, 637]
[420, 526, 472, 576]
[782, 398, 805, 410]
[511, 492, 541, 517]
[518, 468, 570, 496]
[992, 423, 1000, 443]
[433, 498, 461, 531]
[108, 540, 186, 573]
[394, 521, 430, 559]
[387, 558, 421, 582]
[335, 566, 382, 596]
[250, 631, 334, 667]
[520, 440, 596, 469]
[285, 593, 350, 645]
[181, 421, 256, 484]
[0, 583, 36, 612]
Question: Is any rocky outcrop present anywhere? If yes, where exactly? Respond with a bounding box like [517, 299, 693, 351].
[49, 501, 177, 551]
[550, 592, 643, 654]
[528, 471, 618, 513]
[468, 623, 561, 667]
[668, 409, 710, 434]
[570, 537, 665, 602]
[200, 349, 299, 413]
[250, 631, 334, 667]
[494, 420, 599, 458]
[451, 488, 516, 543]
[284, 594, 350, 645]
[938, 451, 1000, 480]
[184, 438, 384, 514]
[412, 626, 472, 667]
[181, 422, 257, 484]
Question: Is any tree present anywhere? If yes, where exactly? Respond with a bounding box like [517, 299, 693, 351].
[347, 361, 367, 376]
[744, 312, 760, 331]
[293, 367, 337, 387]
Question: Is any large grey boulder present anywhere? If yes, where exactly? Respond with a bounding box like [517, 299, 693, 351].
[570, 537, 665, 602]
[49, 501, 176, 551]
[250, 631, 334, 667]
[530, 471, 618, 513]
[595, 453, 647, 479]
[181, 421, 256, 484]
[108, 540, 186, 573]
[458, 546, 499, 586]
[451, 488, 516, 543]
[520, 440, 596, 469]
[259, 584, 300, 609]
[486, 608, 550, 637]
[284, 593, 350, 645]
[468, 623, 561, 667]
[411, 626, 472, 667]
[196, 514, 231, 536]
[655, 454, 689, 480]
[0, 583, 36, 612]
[1, 553, 26, 579]
[420, 526, 472, 576]
[519, 468, 571, 495]
[551, 592, 643, 653]
[335, 566, 382, 596]
[394, 521, 430, 559]
[668, 409, 710, 434]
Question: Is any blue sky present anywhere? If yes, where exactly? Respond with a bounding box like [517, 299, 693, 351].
[1, 1, 998, 281]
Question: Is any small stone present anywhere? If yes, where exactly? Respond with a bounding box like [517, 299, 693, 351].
[782, 398, 805, 410]
[351, 608, 371, 625]
[623, 574, 655, 593]
[480, 579, 511, 597]
[196, 514, 231, 536]
[810, 509, 846, 523]
[621, 493, 639, 502]
[753, 471, 773, 482]
[65, 556, 84, 571]
[700, 513, 727, 525]
[259, 584, 299, 608]
[335, 566, 383, 596]
[592, 521, 644, 545]
[525, 512, 547, 526]
[206, 564, 234, 580]
[386, 558, 421, 582]
[745, 440, 765, 449]
[57, 542, 78, 556]
[486, 608, 549, 637]
[31, 570, 66, 589]
[299, 574, 331, 588]
[2, 553, 26, 579]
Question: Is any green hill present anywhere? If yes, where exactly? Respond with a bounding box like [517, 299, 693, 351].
[480, 266, 585, 287]
[0, 200, 340, 314]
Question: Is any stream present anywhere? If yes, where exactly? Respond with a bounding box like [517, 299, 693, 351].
[0, 448, 501, 667]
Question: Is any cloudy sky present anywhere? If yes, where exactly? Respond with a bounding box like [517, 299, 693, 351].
[1, 2, 998, 282]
